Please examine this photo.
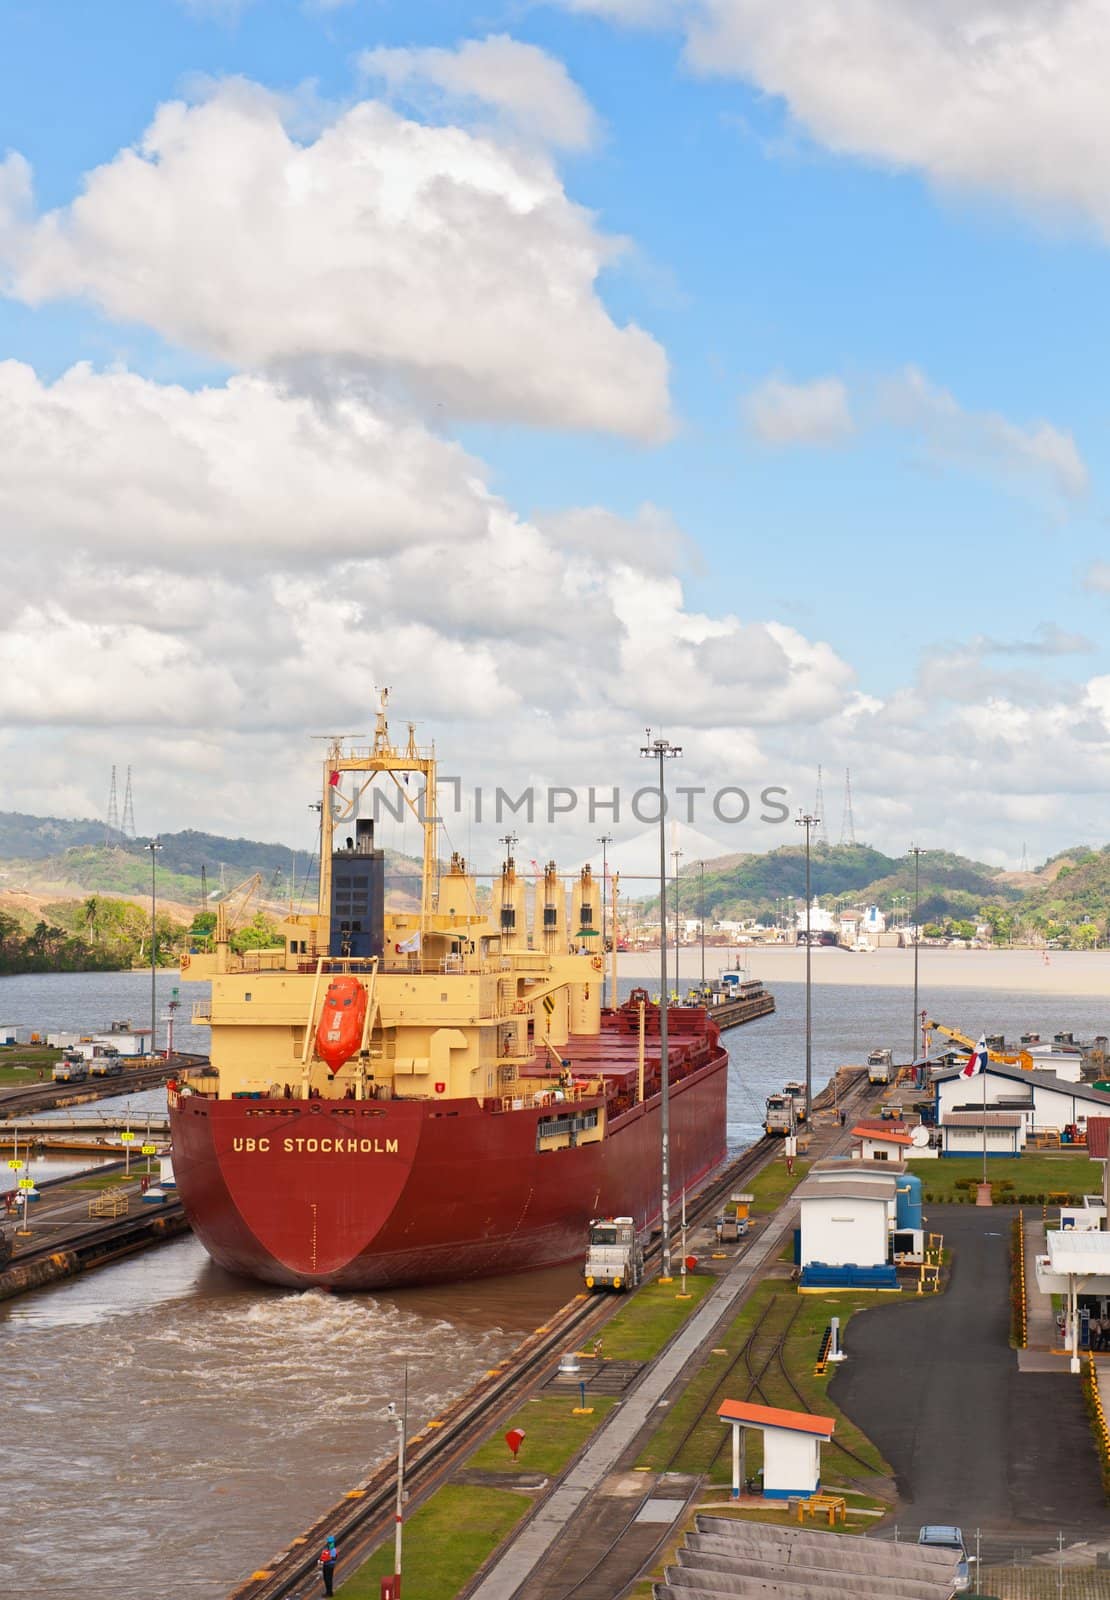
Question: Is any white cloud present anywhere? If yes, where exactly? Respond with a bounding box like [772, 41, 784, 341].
[360, 35, 601, 152]
[877, 365, 1087, 499]
[0, 361, 490, 562]
[555, 1, 1110, 241]
[1083, 561, 1110, 594]
[536, 503, 692, 575]
[742, 374, 854, 446]
[0, 80, 669, 439]
[979, 623, 1093, 658]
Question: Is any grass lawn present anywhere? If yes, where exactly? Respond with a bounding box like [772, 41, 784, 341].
[72, 1171, 134, 1190]
[595, 1273, 713, 1361]
[336, 1484, 529, 1600]
[467, 1394, 619, 1475]
[910, 1152, 1101, 1202]
[0, 1047, 60, 1085]
[746, 1156, 811, 1214]
[636, 1279, 898, 1488]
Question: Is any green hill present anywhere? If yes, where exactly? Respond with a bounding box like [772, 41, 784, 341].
[660, 843, 1012, 925]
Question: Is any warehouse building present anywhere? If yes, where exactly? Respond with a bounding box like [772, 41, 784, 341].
[934, 1061, 1110, 1139]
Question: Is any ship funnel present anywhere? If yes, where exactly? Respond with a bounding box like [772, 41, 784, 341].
[329, 817, 385, 960]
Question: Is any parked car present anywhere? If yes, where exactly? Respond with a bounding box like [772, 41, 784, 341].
[918, 1526, 973, 1592]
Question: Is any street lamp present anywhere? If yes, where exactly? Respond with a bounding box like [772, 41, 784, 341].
[795, 812, 819, 1117]
[641, 730, 681, 1278]
[598, 833, 612, 1005]
[387, 1383, 407, 1595]
[699, 860, 706, 987]
[148, 839, 163, 1059]
[910, 845, 923, 1066]
[672, 847, 683, 996]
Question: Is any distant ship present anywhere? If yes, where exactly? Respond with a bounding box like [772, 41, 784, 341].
[169, 697, 728, 1289]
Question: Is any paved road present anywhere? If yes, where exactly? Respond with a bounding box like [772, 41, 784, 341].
[830, 1205, 1106, 1535]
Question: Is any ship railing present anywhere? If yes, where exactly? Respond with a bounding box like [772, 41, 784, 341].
[191, 1002, 212, 1024]
[488, 1082, 601, 1113]
[382, 956, 515, 977]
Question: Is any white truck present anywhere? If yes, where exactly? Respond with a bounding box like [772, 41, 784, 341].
[584, 1216, 644, 1292]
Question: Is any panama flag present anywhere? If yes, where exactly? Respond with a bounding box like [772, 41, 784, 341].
[961, 1036, 989, 1078]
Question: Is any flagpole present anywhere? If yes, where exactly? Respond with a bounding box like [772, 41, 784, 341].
[982, 1059, 988, 1188]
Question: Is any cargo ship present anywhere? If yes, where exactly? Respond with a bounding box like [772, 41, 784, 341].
[169, 699, 729, 1289]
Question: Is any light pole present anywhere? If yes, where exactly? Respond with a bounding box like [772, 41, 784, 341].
[910, 845, 923, 1066]
[641, 731, 681, 1278]
[598, 832, 612, 1002]
[672, 847, 683, 996]
[388, 1387, 406, 1595]
[699, 860, 706, 988]
[148, 839, 162, 1059]
[796, 812, 819, 1117]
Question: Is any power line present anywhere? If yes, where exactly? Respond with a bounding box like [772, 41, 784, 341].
[122, 765, 136, 839]
[105, 766, 120, 842]
[839, 767, 856, 846]
[813, 766, 828, 846]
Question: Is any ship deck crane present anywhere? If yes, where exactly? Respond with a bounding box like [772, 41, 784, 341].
[214, 872, 264, 971]
[923, 1018, 1033, 1072]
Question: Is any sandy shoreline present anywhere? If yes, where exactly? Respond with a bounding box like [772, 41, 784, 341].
[615, 945, 1110, 997]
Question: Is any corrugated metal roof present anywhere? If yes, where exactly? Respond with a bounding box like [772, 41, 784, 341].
[934, 1061, 1110, 1103]
[943, 1110, 1025, 1128]
[852, 1123, 913, 1144]
[660, 1517, 964, 1600]
[797, 1178, 897, 1203]
[717, 1398, 835, 1436]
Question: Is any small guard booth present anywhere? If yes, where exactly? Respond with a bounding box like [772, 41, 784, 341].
[717, 1398, 835, 1499]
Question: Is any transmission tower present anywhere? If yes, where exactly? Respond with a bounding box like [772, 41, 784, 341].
[1020, 840, 1029, 873]
[813, 766, 828, 846]
[105, 766, 120, 842]
[121, 766, 136, 838]
[839, 768, 856, 847]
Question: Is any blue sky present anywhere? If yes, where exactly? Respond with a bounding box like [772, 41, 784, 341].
[2, 0, 1110, 867]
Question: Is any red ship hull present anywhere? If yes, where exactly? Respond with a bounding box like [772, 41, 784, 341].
[169, 1018, 728, 1290]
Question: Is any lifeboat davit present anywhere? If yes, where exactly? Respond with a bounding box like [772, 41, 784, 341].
[315, 977, 367, 1074]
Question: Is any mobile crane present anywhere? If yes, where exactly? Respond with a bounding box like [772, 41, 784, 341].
[923, 1019, 1034, 1072]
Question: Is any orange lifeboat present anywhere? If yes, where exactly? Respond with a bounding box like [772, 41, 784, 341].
[315, 977, 367, 1074]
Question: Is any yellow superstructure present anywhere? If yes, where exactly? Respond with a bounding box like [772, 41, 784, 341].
[182, 693, 608, 1116]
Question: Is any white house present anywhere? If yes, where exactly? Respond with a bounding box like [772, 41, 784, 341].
[939, 1110, 1025, 1157]
[797, 1165, 900, 1269]
[934, 1061, 1110, 1138]
[850, 1120, 915, 1162]
[717, 1398, 835, 1500]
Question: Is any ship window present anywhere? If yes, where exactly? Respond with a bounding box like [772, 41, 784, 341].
[244, 993, 252, 1002]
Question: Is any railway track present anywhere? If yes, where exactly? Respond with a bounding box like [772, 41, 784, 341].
[230, 1068, 871, 1600]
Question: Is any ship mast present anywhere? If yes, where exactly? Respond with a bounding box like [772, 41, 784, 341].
[317, 690, 439, 950]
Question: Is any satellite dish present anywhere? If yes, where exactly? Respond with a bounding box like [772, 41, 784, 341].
[909, 1125, 930, 1148]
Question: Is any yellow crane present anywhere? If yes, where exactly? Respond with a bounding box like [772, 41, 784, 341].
[214, 872, 264, 971]
[923, 1018, 1033, 1072]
